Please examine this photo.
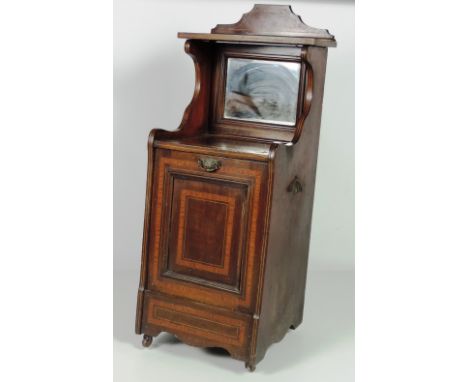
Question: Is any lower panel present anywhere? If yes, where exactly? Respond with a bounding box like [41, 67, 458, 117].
[142, 291, 252, 359]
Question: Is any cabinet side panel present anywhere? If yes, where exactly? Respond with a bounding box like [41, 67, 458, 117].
[135, 131, 157, 334]
[255, 46, 329, 361]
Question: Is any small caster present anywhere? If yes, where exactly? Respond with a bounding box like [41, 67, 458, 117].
[245, 362, 256, 372]
[142, 334, 153, 347]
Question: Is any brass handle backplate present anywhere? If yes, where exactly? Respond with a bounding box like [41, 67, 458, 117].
[287, 176, 303, 194]
[198, 157, 222, 172]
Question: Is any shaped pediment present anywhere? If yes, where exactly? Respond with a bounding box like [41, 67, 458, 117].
[211, 4, 334, 40]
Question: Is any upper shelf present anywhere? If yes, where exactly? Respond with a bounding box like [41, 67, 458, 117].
[178, 4, 336, 48]
[177, 32, 336, 47]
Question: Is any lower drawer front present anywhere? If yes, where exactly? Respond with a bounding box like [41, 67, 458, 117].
[143, 293, 251, 350]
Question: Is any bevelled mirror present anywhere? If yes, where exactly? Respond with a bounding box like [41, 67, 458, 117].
[223, 58, 301, 126]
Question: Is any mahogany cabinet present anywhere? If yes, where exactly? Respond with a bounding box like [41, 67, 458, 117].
[135, 4, 336, 371]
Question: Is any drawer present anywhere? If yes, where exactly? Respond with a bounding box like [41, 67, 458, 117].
[147, 149, 270, 312]
[143, 292, 251, 352]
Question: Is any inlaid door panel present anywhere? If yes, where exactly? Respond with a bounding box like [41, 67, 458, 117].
[165, 174, 248, 292]
[147, 149, 269, 312]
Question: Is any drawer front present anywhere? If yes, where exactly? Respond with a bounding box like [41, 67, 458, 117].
[143, 292, 251, 351]
[147, 149, 269, 312]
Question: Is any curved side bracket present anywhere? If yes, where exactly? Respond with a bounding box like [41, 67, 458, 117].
[291, 47, 315, 144]
[152, 39, 213, 142]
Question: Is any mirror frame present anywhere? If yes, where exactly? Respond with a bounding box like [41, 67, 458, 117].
[210, 44, 308, 142]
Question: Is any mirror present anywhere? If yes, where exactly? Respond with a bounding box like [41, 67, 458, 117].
[224, 58, 301, 126]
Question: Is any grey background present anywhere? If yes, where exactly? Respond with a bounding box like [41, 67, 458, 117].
[114, 0, 354, 380]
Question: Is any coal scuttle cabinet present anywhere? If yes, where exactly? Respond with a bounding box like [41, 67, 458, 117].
[135, 4, 336, 371]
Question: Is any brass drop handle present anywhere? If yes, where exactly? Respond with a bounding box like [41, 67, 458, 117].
[287, 176, 303, 194]
[198, 157, 222, 172]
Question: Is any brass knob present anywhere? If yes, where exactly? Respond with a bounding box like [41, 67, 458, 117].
[198, 157, 222, 172]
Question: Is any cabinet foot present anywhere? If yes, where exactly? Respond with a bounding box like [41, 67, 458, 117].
[142, 334, 153, 347]
[245, 362, 256, 372]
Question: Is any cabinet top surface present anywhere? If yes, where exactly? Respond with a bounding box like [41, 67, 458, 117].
[178, 32, 336, 48]
[154, 135, 274, 161]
